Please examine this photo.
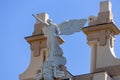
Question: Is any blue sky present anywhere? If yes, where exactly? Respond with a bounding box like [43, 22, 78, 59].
[1, 0, 120, 80]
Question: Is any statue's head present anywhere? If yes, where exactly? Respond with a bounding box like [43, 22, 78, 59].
[47, 19, 52, 25]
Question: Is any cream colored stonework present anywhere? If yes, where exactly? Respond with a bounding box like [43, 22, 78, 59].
[75, 1, 120, 80]
[83, 0, 120, 73]
[93, 72, 112, 80]
[19, 48, 48, 80]
[100, 1, 112, 12]
[20, 1, 120, 80]
[83, 22, 120, 73]
[19, 13, 64, 80]
[32, 13, 49, 35]
[88, 1, 113, 26]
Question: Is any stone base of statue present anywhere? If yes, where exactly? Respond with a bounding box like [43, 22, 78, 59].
[34, 53, 66, 80]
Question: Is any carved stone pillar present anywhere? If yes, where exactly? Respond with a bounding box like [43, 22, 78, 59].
[83, 22, 120, 74]
[88, 40, 97, 73]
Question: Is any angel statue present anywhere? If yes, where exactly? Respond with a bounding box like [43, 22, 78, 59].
[33, 14, 87, 80]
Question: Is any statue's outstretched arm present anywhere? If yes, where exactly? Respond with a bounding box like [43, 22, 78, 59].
[32, 14, 49, 27]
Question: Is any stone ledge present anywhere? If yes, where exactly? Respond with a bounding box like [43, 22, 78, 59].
[95, 65, 120, 76]
[25, 34, 64, 45]
[82, 22, 120, 35]
[74, 65, 120, 80]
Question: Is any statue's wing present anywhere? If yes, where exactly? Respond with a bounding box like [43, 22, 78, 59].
[58, 19, 87, 35]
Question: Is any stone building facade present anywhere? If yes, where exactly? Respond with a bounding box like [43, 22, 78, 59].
[19, 0, 120, 80]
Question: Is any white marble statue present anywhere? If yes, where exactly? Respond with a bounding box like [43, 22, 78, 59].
[32, 14, 87, 80]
